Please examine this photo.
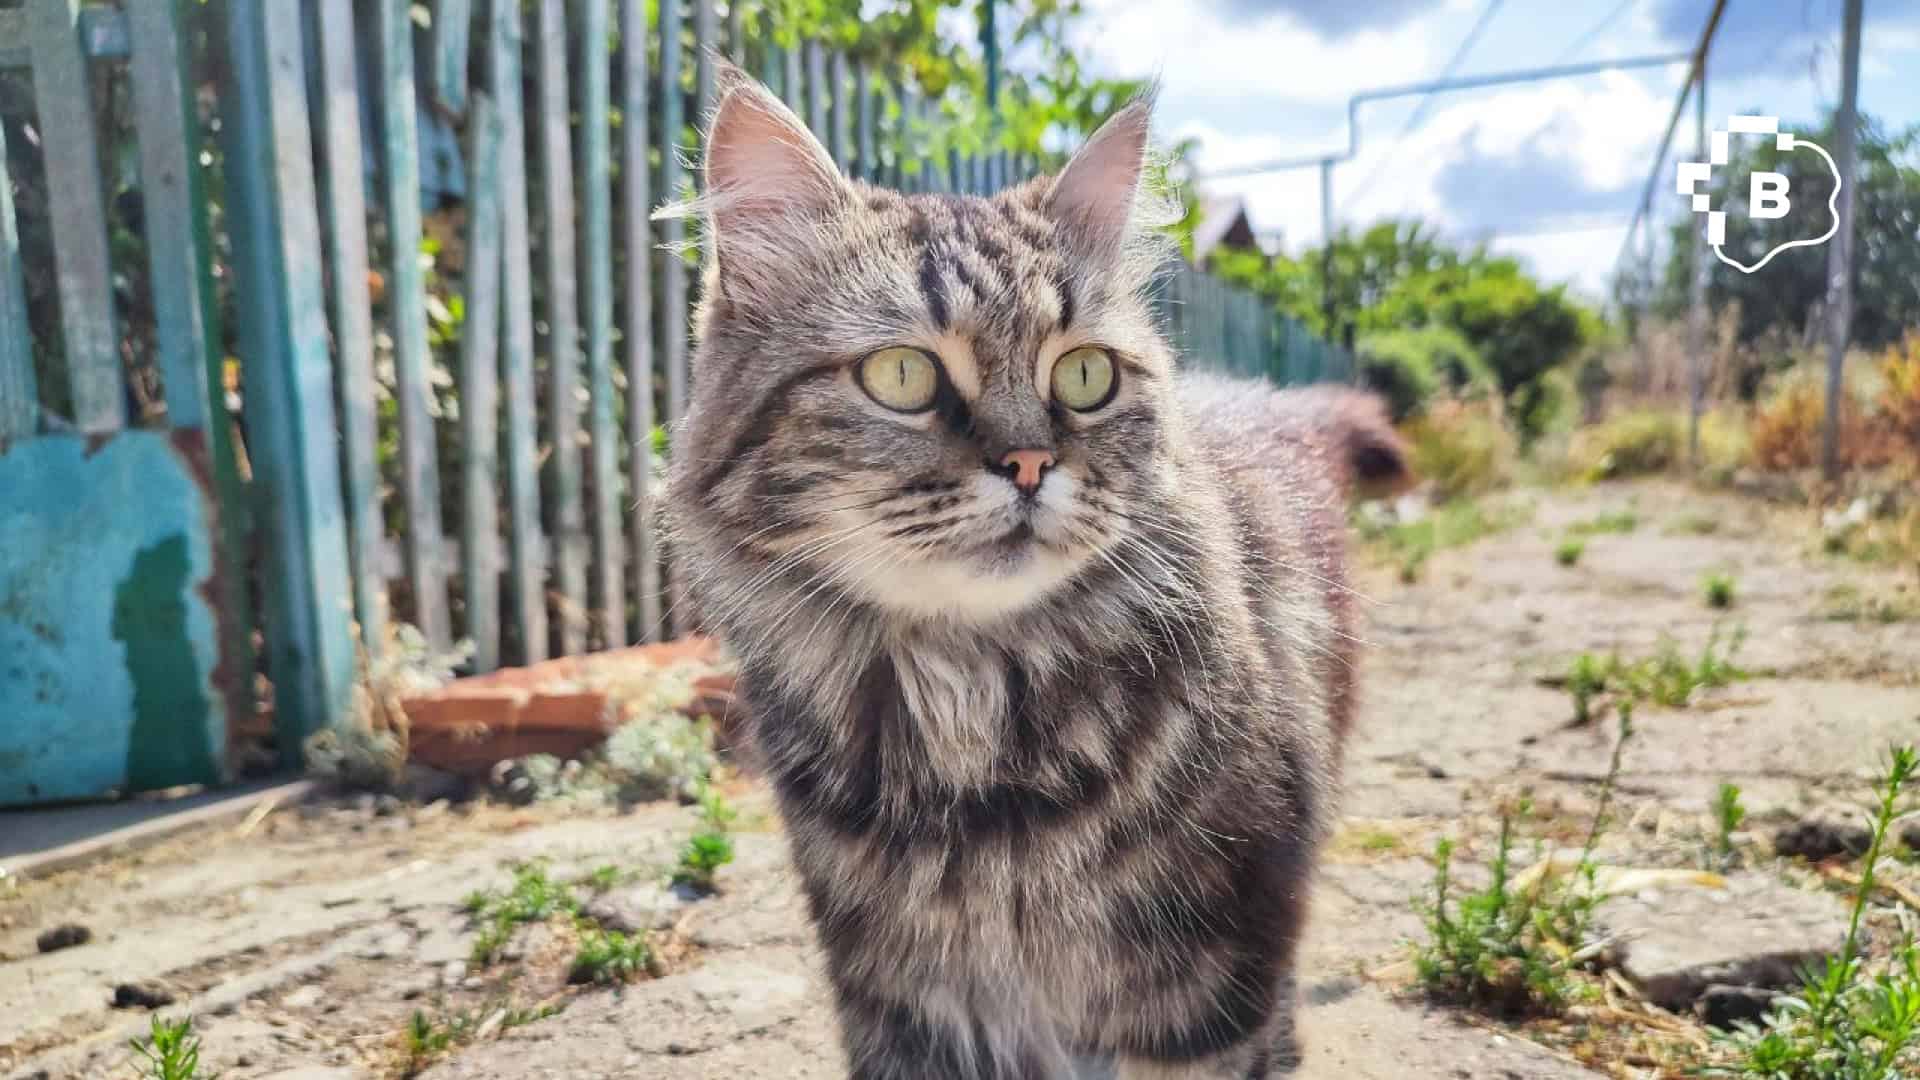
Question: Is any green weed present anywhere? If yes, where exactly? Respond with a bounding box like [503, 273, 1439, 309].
[1360, 498, 1530, 582]
[1705, 572, 1737, 609]
[1821, 584, 1918, 624]
[466, 863, 579, 965]
[403, 1000, 562, 1075]
[129, 1015, 203, 1080]
[1710, 747, 1920, 1077]
[672, 832, 735, 894]
[1555, 538, 1586, 567]
[1562, 625, 1748, 720]
[568, 928, 655, 985]
[1412, 711, 1634, 1016]
[1712, 781, 1746, 866]
[1568, 510, 1639, 537]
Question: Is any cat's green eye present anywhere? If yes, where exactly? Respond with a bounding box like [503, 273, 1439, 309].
[856, 347, 941, 413]
[1050, 347, 1118, 412]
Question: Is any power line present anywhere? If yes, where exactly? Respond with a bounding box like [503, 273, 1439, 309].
[1551, 0, 1641, 66]
[1610, 0, 1729, 278]
[1345, 0, 1505, 207]
[1200, 52, 1687, 181]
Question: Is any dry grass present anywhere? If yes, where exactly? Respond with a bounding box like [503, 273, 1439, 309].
[1401, 397, 1516, 501]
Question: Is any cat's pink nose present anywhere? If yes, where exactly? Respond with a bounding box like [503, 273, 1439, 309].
[996, 449, 1055, 494]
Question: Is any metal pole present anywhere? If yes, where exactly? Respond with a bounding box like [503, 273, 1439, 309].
[982, 0, 999, 109]
[1822, 0, 1863, 485]
[1319, 159, 1335, 338]
[1686, 57, 1708, 466]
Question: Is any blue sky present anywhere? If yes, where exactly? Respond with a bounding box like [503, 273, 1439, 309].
[1068, 0, 1920, 300]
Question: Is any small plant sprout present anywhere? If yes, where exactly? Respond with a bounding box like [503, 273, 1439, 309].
[1412, 710, 1635, 1016]
[673, 832, 735, 894]
[1705, 572, 1737, 609]
[129, 1015, 202, 1080]
[1568, 652, 1607, 725]
[1555, 538, 1586, 567]
[568, 928, 654, 985]
[1712, 781, 1746, 863]
[1712, 746, 1920, 1077]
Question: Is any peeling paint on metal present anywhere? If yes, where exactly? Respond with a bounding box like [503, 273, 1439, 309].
[0, 432, 227, 806]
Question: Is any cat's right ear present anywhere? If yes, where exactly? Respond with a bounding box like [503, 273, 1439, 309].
[699, 70, 848, 286]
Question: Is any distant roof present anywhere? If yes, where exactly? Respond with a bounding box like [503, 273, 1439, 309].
[1192, 195, 1257, 261]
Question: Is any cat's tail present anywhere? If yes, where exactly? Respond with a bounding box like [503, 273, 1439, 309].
[1259, 385, 1414, 500]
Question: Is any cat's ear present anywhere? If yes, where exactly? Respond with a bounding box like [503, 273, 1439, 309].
[700, 68, 847, 279]
[1046, 97, 1154, 259]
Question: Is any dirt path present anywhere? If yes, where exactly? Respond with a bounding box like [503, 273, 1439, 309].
[5, 480, 1917, 1079]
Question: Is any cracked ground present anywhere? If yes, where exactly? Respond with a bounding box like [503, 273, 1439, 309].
[4, 480, 1918, 1079]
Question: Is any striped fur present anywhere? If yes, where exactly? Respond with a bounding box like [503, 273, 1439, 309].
[666, 75, 1398, 1079]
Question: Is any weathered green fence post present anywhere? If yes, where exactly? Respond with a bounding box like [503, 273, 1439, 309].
[220, 0, 357, 754]
[623, 0, 663, 643]
[378, 0, 451, 651]
[491, 0, 549, 663]
[535, 0, 586, 655]
[580, 0, 624, 650]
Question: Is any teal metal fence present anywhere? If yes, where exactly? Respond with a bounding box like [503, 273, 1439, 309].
[0, 0, 1349, 803]
[1154, 262, 1355, 387]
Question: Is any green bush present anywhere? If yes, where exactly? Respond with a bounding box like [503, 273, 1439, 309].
[1356, 326, 1494, 421]
[1401, 400, 1517, 502]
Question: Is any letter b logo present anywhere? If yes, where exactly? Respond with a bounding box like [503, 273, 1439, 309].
[1750, 171, 1791, 220]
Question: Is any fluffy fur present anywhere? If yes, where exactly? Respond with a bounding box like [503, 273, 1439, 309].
[665, 71, 1407, 1079]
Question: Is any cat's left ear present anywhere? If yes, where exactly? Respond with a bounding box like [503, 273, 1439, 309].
[700, 65, 849, 285]
[1046, 95, 1154, 260]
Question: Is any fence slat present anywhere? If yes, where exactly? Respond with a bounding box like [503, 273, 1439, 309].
[29, 0, 122, 432]
[433, 0, 471, 115]
[220, 0, 357, 749]
[660, 0, 689, 429]
[311, 0, 385, 648]
[782, 45, 801, 110]
[459, 96, 504, 673]
[758, 12, 782, 95]
[621, 0, 662, 642]
[854, 61, 873, 182]
[535, 0, 586, 655]
[379, 0, 451, 650]
[491, 0, 548, 662]
[0, 120, 36, 442]
[828, 51, 848, 170]
[804, 41, 826, 137]
[580, 0, 623, 650]
[726, 0, 744, 62]
[694, 0, 716, 135]
[127, 0, 214, 432]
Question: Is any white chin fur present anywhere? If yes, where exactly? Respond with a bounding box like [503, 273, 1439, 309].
[843, 471, 1092, 624]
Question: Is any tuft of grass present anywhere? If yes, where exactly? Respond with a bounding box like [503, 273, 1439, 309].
[1568, 510, 1639, 537]
[672, 832, 735, 894]
[466, 863, 579, 966]
[1360, 498, 1530, 582]
[1710, 747, 1920, 1077]
[1412, 711, 1635, 1016]
[1562, 625, 1748, 720]
[1712, 782, 1746, 865]
[568, 928, 655, 985]
[1669, 513, 1722, 536]
[1705, 572, 1737, 609]
[1821, 583, 1918, 624]
[1402, 398, 1515, 502]
[403, 1000, 562, 1075]
[129, 1015, 203, 1080]
[1555, 538, 1586, 567]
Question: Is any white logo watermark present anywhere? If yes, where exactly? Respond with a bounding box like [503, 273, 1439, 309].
[1675, 114, 1843, 275]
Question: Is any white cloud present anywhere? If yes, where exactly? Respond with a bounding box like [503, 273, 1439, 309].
[1073, 0, 1441, 107]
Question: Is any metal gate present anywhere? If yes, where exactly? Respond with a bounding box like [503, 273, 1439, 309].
[0, 0, 248, 804]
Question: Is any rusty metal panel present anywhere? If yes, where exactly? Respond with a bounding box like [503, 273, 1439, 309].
[0, 432, 232, 805]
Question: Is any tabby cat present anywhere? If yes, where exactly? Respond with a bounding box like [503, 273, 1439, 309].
[664, 68, 1409, 1079]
